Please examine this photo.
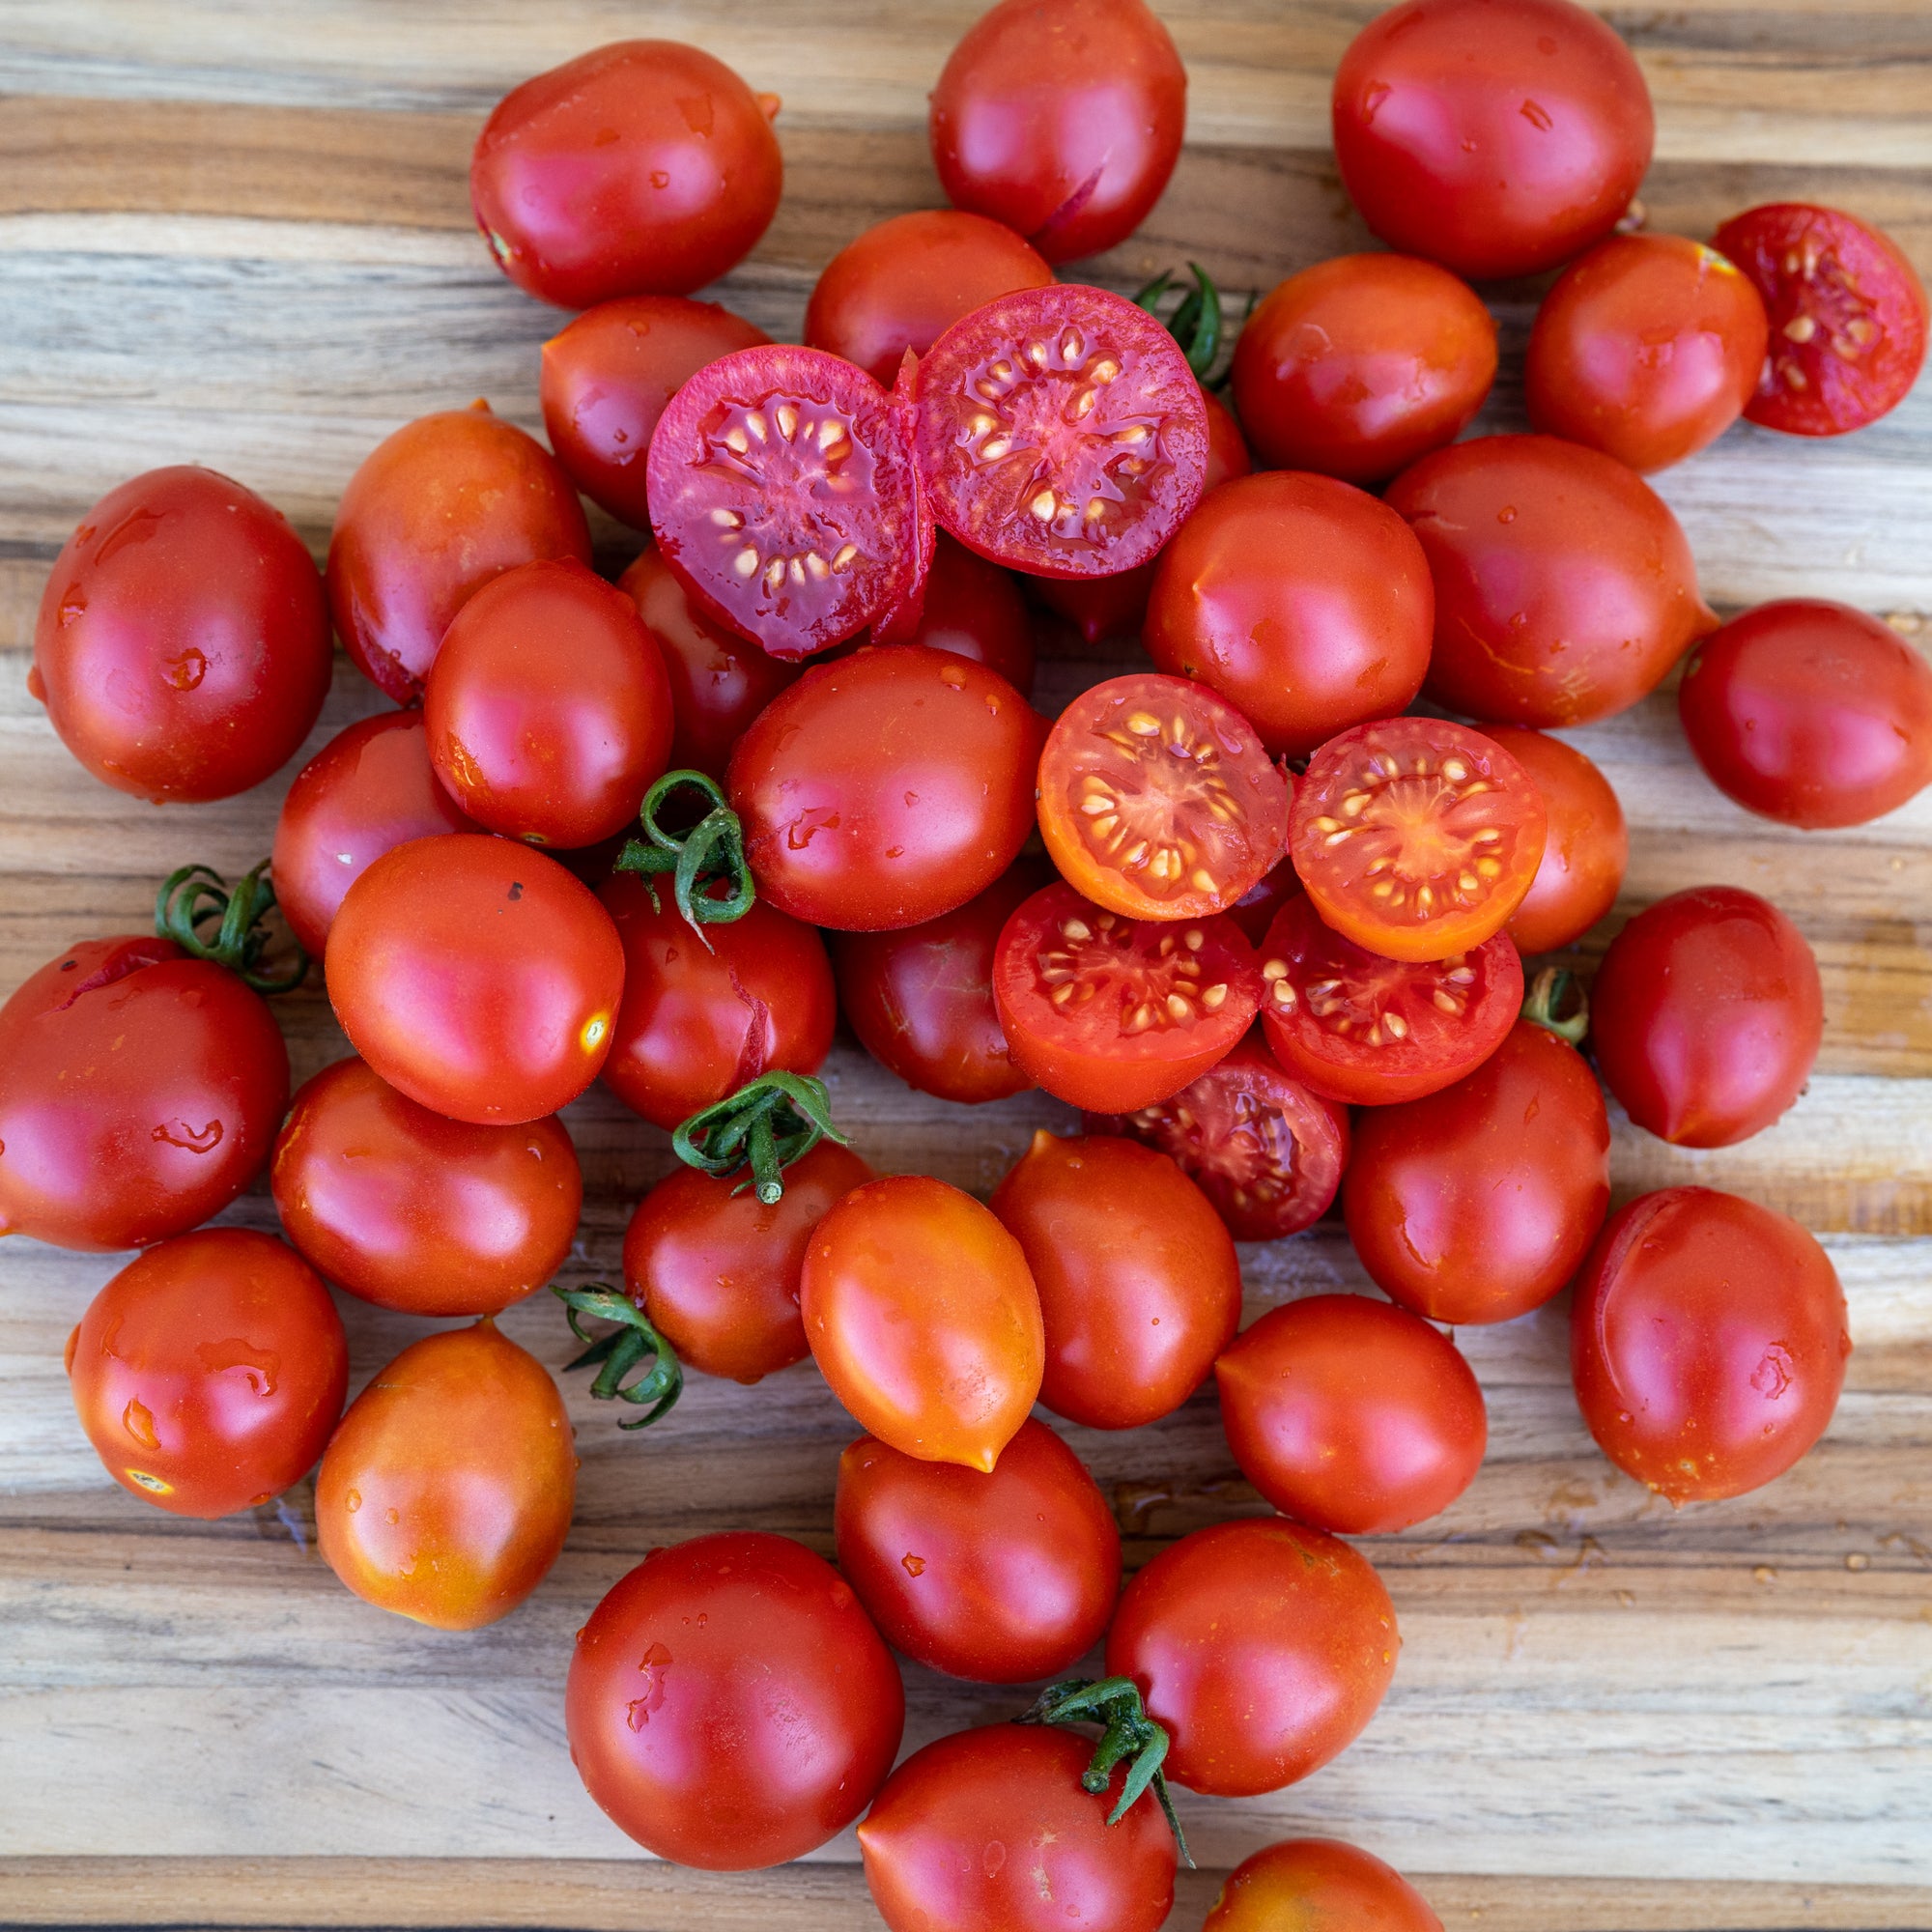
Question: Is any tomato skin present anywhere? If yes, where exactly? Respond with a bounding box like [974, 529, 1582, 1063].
[1332, 0, 1653, 282]
[1590, 886, 1822, 1149]
[1387, 434, 1717, 729]
[989, 1130, 1242, 1431]
[327, 404, 592, 704]
[567, 1531, 905, 1868]
[929, 0, 1185, 265]
[1527, 234, 1769, 472]
[1677, 600, 1932, 830]
[470, 41, 781, 308]
[859, 1725, 1178, 1932]
[1206, 1838, 1444, 1932]
[32, 467, 330, 804]
[1228, 855, 1303, 947]
[867, 532, 1037, 696]
[1145, 471, 1435, 759]
[836, 1418, 1120, 1682]
[1483, 727, 1628, 955]
[326, 834, 624, 1127]
[1233, 255, 1498, 483]
[1570, 1187, 1850, 1502]
[728, 645, 1044, 931]
[271, 1056, 581, 1318]
[67, 1230, 347, 1519]
[1105, 1517, 1400, 1798]
[0, 936, 289, 1252]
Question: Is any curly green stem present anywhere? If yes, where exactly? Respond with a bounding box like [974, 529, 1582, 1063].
[670, 1071, 848, 1206]
[614, 770, 755, 940]
[155, 861, 306, 994]
[1018, 1675, 1191, 1864]
[1134, 263, 1224, 383]
[553, 1285, 682, 1430]
[1521, 965, 1590, 1045]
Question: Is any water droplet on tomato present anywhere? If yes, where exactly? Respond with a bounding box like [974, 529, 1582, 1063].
[346, 1489, 362, 1513]
[122, 1398, 160, 1450]
[153, 1119, 223, 1153]
[164, 647, 207, 691]
[901, 1552, 925, 1577]
[57, 583, 87, 628]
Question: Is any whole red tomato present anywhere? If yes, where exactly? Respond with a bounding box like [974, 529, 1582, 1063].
[1483, 727, 1628, 954]
[66, 1229, 347, 1518]
[32, 467, 330, 803]
[1590, 886, 1823, 1147]
[326, 403, 591, 703]
[567, 1531, 904, 1868]
[1571, 1187, 1851, 1501]
[471, 41, 782, 308]
[1106, 1517, 1400, 1797]
[1206, 1838, 1444, 1932]
[870, 532, 1037, 695]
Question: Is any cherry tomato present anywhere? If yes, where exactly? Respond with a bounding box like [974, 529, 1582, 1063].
[801, 1176, 1043, 1472]
[868, 531, 1037, 695]
[540, 297, 771, 527]
[989, 1129, 1242, 1430]
[929, 0, 1185, 265]
[1714, 203, 1929, 437]
[1106, 1517, 1400, 1797]
[1227, 854, 1303, 947]
[327, 403, 592, 704]
[0, 934, 288, 1252]
[1260, 896, 1523, 1107]
[326, 834, 624, 1126]
[1387, 433, 1717, 728]
[1482, 727, 1628, 954]
[622, 1142, 876, 1384]
[728, 645, 1044, 931]
[271, 1055, 582, 1318]
[568, 1531, 904, 1867]
[1145, 471, 1435, 759]
[1206, 1838, 1444, 1932]
[66, 1230, 347, 1519]
[1292, 719, 1547, 963]
[1089, 1034, 1350, 1243]
[1345, 1020, 1610, 1325]
[993, 882, 1262, 1112]
[1232, 255, 1498, 483]
[915, 284, 1208, 579]
[836, 1417, 1120, 1682]
[860, 1725, 1178, 1932]
[1332, 0, 1653, 281]
[1571, 1187, 1851, 1502]
[32, 467, 330, 804]
[470, 41, 781, 308]
[1590, 886, 1822, 1149]
[1678, 600, 1932, 829]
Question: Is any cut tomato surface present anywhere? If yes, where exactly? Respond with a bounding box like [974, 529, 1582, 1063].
[869, 351, 937, 645]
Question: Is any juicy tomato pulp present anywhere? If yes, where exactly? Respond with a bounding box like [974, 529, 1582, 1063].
[1483, 726, 1628, 955]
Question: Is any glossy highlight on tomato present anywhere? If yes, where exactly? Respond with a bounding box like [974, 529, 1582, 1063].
[1206, 1838, 1445, 1932]
[868, 531, 1037, 694]
[1483, 727, 1628, 954]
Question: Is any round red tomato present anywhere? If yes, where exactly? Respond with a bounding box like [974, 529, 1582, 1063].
[860, 1725, 1178, 1932]
[1482, 727, 1628, 954]
[1145, 470, 1435, 758]
[1571, 1187, 1851, 1502]
[915, 284, 1208, 579]
[1387, 433, 1717, 728]
[272, 1055, 582, 1318]
[1207, 1838, 1444, 1932]
[1259, 896, 1522, 1107]
[540, 297, 771, 526]
[728, 644, 1043, 931]
[1714, 203, 1929, 437]
[568, 1531, 904, 1867]
[1590, 886, 1823, 1148]
[326, 833, 624, 1126]
[327, 403, 591, 703]
[989, 1129, 1242, 1430]
[31, 467, 330, 803]
[869, 531, 1037, 695]
[1332, 0, 1653, 281]
[1232, 255, 1498, 482]
[1106, 1517, 1399, 1797]
[1527, 234, 1770, 472]
[1678, 600, 1932, 829]
[929, 0, 1185, 264]
[1344, 1020, 1610, 1325]
[470, 40, 781, 308]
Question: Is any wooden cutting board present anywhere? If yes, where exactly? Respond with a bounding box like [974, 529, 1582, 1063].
[2, 5, 1930, 1927]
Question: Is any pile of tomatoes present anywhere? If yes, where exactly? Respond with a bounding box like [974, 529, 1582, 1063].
[7, 0, 1926, 1920]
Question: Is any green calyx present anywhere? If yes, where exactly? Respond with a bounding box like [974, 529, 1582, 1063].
[1134, 263, 1226, 384]
[155, 861, 306, 994]
[615, 769, 755, 940]
[553, 1284, 682, 1430]
[1521, 964, 1590, 1046]
[1019, 1675, 1192, 1865]
[670, 1071, 848, 1207]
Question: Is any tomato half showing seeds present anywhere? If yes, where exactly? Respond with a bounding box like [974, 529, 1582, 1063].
[1206, 1838, 1446, 1932]
[1481, 727, 1628, 955]
[568, 1531, 905, 1869]
[1714, 203, 1930, 437]
[989, 1130, 1242, 1430]
[915, 284, 1209, 580]
[993, 882, 1262, 1112]
[860, 1725, 1179, 1932]
[1106, 1517, 1400, 1797]
[1571, 1187, 1851, 1503]
[1259, 895, 1522, 1107]
[1590, 885, 1823, 1149]
[67, 1230, 347, 1520]
[1345, 1020, 1610, 1325]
